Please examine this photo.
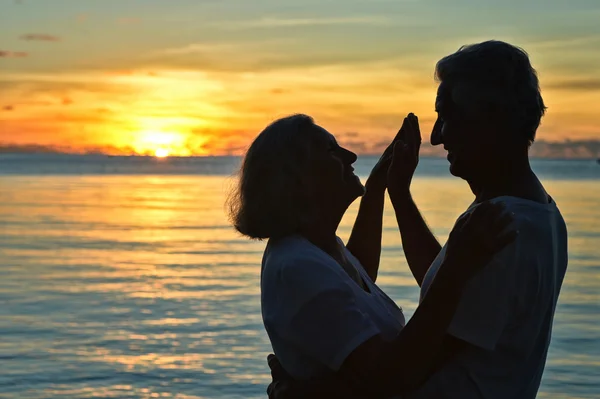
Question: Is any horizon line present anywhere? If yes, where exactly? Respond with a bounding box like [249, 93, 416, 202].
[0, 152, 598, 161]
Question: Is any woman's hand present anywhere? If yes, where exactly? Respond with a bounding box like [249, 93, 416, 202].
[440, 201, 518, 285]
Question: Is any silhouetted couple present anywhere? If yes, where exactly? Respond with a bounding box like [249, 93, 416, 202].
[229, 40, 568, 399]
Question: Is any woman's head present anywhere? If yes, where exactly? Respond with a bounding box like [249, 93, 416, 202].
[229, 114, 364, 240]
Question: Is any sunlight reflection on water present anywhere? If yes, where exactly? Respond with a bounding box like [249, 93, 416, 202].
[1, 168, 599, 398]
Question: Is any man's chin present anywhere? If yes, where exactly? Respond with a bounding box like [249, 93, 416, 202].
[449, 162, 458, 175]
[448, 161, 469, 180]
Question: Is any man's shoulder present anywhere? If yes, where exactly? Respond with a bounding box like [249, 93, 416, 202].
[493, 197, 566, 241]
[494, 199, 567, 289]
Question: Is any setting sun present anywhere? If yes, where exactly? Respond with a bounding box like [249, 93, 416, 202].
[132, 130, 189, 156]
[155, 148, 170, 158]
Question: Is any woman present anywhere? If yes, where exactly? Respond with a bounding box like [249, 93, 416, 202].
[228, 114, 515, 398]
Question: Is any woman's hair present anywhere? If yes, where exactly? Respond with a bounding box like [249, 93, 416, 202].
[435, 40, 546, 145]
[228, 114, 318, 240]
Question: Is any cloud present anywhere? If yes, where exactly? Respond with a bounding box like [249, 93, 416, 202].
[529, 140, 600, 159]
[0, 144, 137, 155]
[2, 139, 598, 158]
[0, 73, 133, 98]
[341, 136, 600, 159]
[154, 38, 296, 59]
[223, 16, 391, 30]
[159, 43, 236, 56]
[3, 105, 14, 111]
[117, 17, 141, 25]
[0, 51, 28, 58]
[20, 34, 61, 42]
[0, 144, 65, 154]
[546, 78, 600, 91]
[76, 14, 89, 23]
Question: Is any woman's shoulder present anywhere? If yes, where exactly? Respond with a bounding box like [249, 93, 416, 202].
[262, 235, 342, 282]
[264, 235, 317, 264]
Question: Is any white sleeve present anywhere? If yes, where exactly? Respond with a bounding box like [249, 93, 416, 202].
[447, 251, 516, 351]
[278, 257, 380, 371]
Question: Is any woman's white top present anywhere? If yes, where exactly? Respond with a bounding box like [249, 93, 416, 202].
[261, 235, 406, 379]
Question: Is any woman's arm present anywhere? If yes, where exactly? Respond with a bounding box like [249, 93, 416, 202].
[346, 181, 386, 282]
[346, 124, 404, 281]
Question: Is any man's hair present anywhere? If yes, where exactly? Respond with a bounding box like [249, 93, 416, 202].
[435, 40, 546, 144]
[228, 114, 318, 240]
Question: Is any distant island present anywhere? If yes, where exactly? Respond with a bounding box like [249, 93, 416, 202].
[1, 139, 599, 160]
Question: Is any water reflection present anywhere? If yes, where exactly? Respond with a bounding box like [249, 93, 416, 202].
[0, 175, 598, 398]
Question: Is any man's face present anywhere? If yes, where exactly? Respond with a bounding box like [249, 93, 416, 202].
[431, 83, 492, 180]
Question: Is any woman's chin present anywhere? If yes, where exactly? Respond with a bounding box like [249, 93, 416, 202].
[348, 177, 366, 197]
[356, 182, 366, 197]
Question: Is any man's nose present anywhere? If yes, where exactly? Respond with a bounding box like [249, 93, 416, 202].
[430, 118, 443, 146]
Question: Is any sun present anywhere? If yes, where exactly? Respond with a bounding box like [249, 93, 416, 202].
[132, 130, 182, 156]
[155, 148, 170, 158]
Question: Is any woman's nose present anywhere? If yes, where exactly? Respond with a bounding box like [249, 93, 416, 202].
[343, 148, 358, 163]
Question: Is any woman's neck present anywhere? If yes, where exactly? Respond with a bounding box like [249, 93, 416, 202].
[301, 226, 339, 255]
[300, 209, 344, 254]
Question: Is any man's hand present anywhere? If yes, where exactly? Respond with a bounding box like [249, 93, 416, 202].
[266, 354, 366, 399]
[364, 118, 408, 192]
[267, 354, 299, 399]
[387, 113, 421, 197]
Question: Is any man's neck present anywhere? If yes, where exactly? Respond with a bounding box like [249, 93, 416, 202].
[468, 156, 548, 204]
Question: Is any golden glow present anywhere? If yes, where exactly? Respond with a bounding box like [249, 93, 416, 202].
[5, 62, 598, 157]
[3, 63, 599, 157]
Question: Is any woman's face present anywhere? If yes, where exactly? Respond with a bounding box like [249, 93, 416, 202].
[307, 124, 365, 212]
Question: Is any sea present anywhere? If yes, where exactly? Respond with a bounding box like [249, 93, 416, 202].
[1, 154, 598, 399]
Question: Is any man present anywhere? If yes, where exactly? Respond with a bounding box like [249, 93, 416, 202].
[268, 40, 568, 398]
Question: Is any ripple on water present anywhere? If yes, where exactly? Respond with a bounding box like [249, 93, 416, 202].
[0, 174, 598, 398]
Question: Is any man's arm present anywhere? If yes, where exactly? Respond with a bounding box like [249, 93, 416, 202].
[267, 203, 517, 398]
[390, 191, 442, 286]
[386, 113, 441, 286]
[266, 267, 466, 399]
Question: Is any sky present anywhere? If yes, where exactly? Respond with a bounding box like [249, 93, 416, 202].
[1, 0, 599, 157]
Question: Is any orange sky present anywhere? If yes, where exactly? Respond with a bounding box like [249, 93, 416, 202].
[1, 0, 599, 156]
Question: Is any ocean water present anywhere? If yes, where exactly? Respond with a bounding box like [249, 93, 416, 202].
[1, 155, 599, 399]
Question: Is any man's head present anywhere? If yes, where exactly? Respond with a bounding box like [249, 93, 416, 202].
[431, 40, 546, 180]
